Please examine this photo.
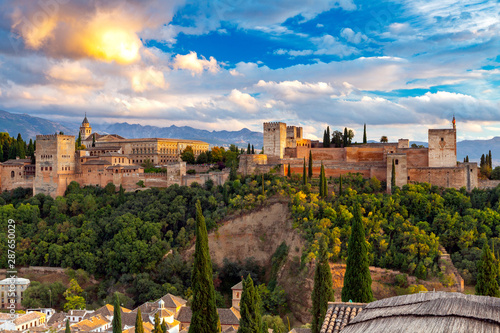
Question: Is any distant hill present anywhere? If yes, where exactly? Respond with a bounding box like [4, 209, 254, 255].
[92, 122, 264, 148]
[457, 137, 500, 166]
[0, 110, 73, 139]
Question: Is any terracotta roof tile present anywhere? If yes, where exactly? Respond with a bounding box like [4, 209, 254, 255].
[320, 302, 365, 333]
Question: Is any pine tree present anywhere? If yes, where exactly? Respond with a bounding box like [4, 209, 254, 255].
[16, 133, 26, 159]
[247, 143, 251, 154]
[65, 319, 71, 333]
[391, 159, 396, 192]
[189, 200, 221, 333]
[476, 242, 500, 297]
[308, 151, 313, 179]
[363, 124, 367, 144]
[342, 203, 373, 303]
[27, 139, 34, 158]
[112, 293, 122, 333]
[135, 309, 144, 333]
[251, 145, 255, 154]
[339, 175, 343, 196]
[303, 158, 307, 185]
[287, 163, 291, 178]
[311, 237, 334, 333]
[238, 275, 262, 333]
[262, 174, 265, 196]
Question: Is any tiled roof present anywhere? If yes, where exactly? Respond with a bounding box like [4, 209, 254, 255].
[82, 160, 112, 165]
[0, 278, 30, 285]
[290, 328, 312, 333]
[1, 159, 32, 165]
[174, 307, 240, 326]
[160, 294, 187, 309]
[13, 312, 45, 325]
[231, 281, 243, 290]
[320, 302, 365, 333]
[47, 312, 67, 326]
[102, 152, 129, 157]
[68, 310, 87, 317]
[71, 314, 109, 331]
[121, 311, 152, 329]
[223, 327, 237, 333]
[122, 322, 154, 333]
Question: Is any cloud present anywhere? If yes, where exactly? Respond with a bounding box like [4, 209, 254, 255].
[225, 89, 260, 113]
[340, 28, 368, 44]
[172, 51, 220, 76]
[255, 80, 341, 101]
[130, 67, 166, 92]
[312, 35, 359, 57]
[5, 0, 184, 63]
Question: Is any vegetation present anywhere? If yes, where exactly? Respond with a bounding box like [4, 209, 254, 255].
[341, 203, 373, 303]
[363, 124, 367, 144]
[112, 293, 122, 333]
[311, 237, 334, 333]
[0, 132, 33, 162]
[238, 275, 262, 333]
[189, 200, 221, 333]
[475, 243, 500, 297]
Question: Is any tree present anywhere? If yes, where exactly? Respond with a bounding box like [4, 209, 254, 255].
[63, 279, 85, 311]
[251, 145, 255, 154]
[247, 143, 251, 154]
[308, 151, 313, 179]
[339, 175, 343, 196]
[323, 130, 328, 148]
[16, 133, 26, 159]
[489, 150, 493, 168]
[319, 163, 327, 198]
[152, 313, 163, 333]
[112, 293, 122, 333]
[135, 309, 144, 333]
[189, 200, 221, 333]
[343, 128, 348, 147]
[76, 132, 82, 150]
[287, 164, 291, 178]
[92, 134, 95, 147]
[181, 146, 195, 164]
[262, 174, 265, 196]
[326, 126, 331, 147]
[380, 136, 388, 143]
[303, 158, 307, 185]
[311, 237, 334, 333]
[476, 242, 500, 297]
[65, 319, 71, 333]
[332, 131, 343, 148]
[363, 124, 367, 144]
[391, 159, 396, 192]
[341, 203, 373, 303]
[238, 275, 262, 333]
[196, 152, 208, 164]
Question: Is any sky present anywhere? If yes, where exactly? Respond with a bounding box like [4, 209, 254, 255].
[0, 0, 498, 142]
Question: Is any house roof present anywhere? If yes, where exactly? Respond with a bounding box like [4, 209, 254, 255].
[0, 278, 30, 285]
[13, 312, 45, 325]
[71, 314, 109, 331]
[1, 159, 32, 166]
[231, 281, 243, 290]
[160, 294, 187, 309]
[340, 292, 500, 333]
[68, 310, 88, 317]
[102, 152, 129, 157]
[82, 160, 112, 165]
[289, 329, 312, 333]
[122, 322, 154, 333]
[320, 302, 365, 333]
[0, 313, 12, 320]
[223, 327, 237, 333]
[175, 307, 240, 326]
[84, 304, 131, 320]
[47, 312, 67, 326]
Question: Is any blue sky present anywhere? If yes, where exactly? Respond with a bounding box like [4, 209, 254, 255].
[0, 0, 498, 142]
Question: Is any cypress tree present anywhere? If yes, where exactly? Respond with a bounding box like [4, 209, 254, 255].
[363, 124, 367, 144]
[343, 128, 348, 147]
[76, 132, 82, 149]
[308, 151, 313, 179]
[481, 154, 485, 168]
[153, 313, 163, 333]
[251, 145, 255, 154]
[135, 309, 144, 333]
[342, 203, 373, 303]
[476, 242, 500, 297]
[326, 126, 330, 147]
[237, 275, 262, 333]
[489, 150, 493, 168]
[161, 319, 167, 333]
[65, 319, 71, 333]
[322, 164, 327, 198]
[16, 133, 26, 159]
[319, 163, 324, 198]
[92, 134, 96, 147]
[287, 163, 291, 178]
[303, 158, 307, 185]
[323, 130, 328, 148]
[189, 200, 221, 333]
[311, 237, 334, 333]
[0, 144, 3, 163]
[112, 293, 122, 333]
[466, 155, 469, 162]
[262, 174, 265, 196]
[339, 175, 343, 196]
[391, 159, 396, 192]
[247, 143, 251, 154]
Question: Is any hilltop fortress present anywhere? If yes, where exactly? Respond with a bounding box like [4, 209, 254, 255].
[0, 116, 228, 198]
[240, 120, 478, 191]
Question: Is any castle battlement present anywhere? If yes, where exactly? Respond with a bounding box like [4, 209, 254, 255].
[36, 134, 75, 140]
[263, 122, 286, 128]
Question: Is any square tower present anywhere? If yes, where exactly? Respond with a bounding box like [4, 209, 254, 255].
[428, 129, 456, 167]
[34, 134, 76, 197]
[263, 122, 287, 161]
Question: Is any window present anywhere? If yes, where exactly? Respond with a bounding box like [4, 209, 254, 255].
[395, 159, 399, 165]
[11, 171, 15, 178]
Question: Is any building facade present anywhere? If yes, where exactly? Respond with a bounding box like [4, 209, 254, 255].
[0, 277, 30, 310]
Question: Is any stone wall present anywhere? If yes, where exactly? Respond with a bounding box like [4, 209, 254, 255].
[408, 162, 477, 191]
[387, 153, 408, 192]
[478, 179, 500, 189]
[238, 154, 268, 176]
[428, 129, 456, 167]
[263, 122, 287, 161]
[182, 169, 230, 187]
[0, 165, 33, 191]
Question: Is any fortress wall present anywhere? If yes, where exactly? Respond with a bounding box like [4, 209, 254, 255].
[409, 167, 465, 189]
[399, 148, 429, 167]
[428, 129, 457, 167]
[346, 147, 386, 162]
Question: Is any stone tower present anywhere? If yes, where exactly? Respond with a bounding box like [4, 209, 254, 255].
[428, 123, 457, 167]
[263, 122, 287, 162]
[34, 134, 76, 198]
[79, 113, 92, 140]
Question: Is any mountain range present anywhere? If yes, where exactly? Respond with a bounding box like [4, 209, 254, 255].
[0, 110, 498, 165]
